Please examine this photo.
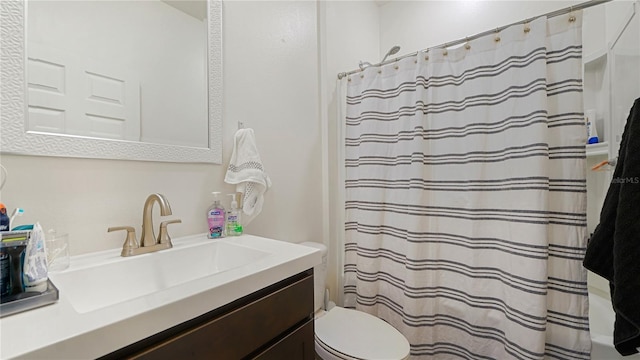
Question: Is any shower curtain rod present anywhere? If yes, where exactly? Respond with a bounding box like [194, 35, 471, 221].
[337, 0, 611, 80]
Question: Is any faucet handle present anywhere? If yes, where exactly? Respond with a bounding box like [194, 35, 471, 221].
[108, 226, 139, 257]
[158, 219, 181, 246]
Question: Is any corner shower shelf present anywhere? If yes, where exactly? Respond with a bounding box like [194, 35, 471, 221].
[583, 48, 607, 67]
[586, 142, 609, 157]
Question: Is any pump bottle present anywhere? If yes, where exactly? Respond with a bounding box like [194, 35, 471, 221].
[225, 194, 243, 236]
[207, 192, 225, 238]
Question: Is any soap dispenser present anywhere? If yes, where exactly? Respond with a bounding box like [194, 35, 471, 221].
[207, 192, 225, 239]
[225, 194, 243, 236]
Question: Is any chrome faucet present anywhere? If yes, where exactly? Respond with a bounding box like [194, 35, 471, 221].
[108, 193, 181, 257]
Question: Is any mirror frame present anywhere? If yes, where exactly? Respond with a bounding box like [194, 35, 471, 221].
[0, 0, 222, 164]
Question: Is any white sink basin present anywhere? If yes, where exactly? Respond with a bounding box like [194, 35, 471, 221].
[49, 238, 271, 313]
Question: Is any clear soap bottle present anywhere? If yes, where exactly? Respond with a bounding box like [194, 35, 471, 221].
[207, 192, 225, 238]
[225, 194, 243, 236]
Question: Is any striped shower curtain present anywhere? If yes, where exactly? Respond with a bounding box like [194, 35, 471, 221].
[342, 14, 590, 360]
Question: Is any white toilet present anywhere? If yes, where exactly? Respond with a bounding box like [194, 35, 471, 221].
[301, 242, 410, 360]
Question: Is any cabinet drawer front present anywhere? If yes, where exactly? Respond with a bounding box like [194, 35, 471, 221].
[252, 319, 314, 360]
[131, 273, 314, 360]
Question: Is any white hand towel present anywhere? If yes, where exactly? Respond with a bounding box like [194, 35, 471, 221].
[224, 128, 271, 224]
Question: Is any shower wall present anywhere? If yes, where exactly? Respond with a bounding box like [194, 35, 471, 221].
[379, 1, 581, 60]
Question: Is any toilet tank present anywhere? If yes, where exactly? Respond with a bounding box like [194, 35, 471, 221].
[300, 242, 327, 311]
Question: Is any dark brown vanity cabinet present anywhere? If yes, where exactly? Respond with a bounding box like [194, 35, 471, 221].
[100, 269, 315, 360]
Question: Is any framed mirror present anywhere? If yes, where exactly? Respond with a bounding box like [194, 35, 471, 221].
[0, 0, 222, 164]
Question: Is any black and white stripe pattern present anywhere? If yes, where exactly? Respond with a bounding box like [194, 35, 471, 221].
[346, 78, 548, 126]
[347, 47, 547, 106]
[345, 177, 586, 193]
[345, 200, 586, 226]
[343, 15, 590, 360]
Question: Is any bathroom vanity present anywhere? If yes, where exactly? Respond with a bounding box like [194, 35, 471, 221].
[103, 270, 314, 359]
[0, 234, 321, 359]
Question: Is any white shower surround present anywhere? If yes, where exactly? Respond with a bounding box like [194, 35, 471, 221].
[589, 292, 640, 359]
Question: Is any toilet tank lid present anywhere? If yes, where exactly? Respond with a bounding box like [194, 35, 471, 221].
[300, 241, 327, 256]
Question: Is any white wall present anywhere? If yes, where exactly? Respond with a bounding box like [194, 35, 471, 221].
[378, 0, 583, 60]
[0, 0, 322, 255]
[378, 1, 635, 65]
[222, 0, 322, 243]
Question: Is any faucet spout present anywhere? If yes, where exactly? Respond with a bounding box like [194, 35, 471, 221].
[140, 193, 172, 247]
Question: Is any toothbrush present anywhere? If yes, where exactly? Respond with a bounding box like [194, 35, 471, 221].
[10, 208, 24, 227]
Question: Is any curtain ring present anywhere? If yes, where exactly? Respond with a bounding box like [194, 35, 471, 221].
[464, 37, 471, 50]
[442, 43, 449, 56]
[569, 6, 576, 22]
[494, 28, 501, 43]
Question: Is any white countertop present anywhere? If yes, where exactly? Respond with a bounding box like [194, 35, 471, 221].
[0, 234, 321, 359]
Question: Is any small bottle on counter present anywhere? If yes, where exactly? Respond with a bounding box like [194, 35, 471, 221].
[0, 203, 10, 232]
[207, 192, 225, 239]
[225, 194, 243, 236]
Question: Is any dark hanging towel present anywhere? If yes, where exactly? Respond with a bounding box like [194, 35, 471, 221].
[584, 97, 640, 356]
